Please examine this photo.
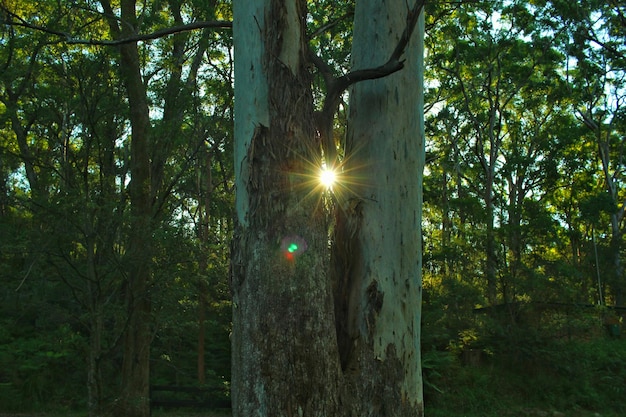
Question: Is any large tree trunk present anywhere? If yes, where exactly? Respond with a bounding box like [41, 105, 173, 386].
[231, 0, 424, 415]
[231, 0, 341, 415]
[338, 1, 424, 414]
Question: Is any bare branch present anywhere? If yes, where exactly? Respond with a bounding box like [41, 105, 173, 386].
[310, 0, 426, 167]
[585, 33, 626, 62]
[339, 0, 426, 91]
[87, 20, 232, 45]
[578, 110, 599, 131]
[0, 6, 231, 46]
[308, 10, 354, 40]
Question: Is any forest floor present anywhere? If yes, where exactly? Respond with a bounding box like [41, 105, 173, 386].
[0, 408, 616, 417]
[430, 408, 615, 417]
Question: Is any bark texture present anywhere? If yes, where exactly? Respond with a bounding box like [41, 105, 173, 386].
[231, 0, 341, 415]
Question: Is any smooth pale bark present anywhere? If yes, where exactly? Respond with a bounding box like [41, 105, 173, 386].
[338, 1, 424, 414]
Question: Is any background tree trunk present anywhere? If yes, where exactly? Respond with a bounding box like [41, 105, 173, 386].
[101, 0, 153, 415]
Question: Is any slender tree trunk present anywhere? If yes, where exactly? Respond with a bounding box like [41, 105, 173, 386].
[87, 304, 104, 417]
[610, 214, 624, 306]
[0, 156, 6, 216]
[151, 0, 185, 199]
[590, 118, 624, 306]
[6, 99, 40, 196]
[506, 175, 524, 304]
[485, 168, 498, 305]
[118, 44, 152, 417]
[441, 171, 451, 277]
[197, 281, 207, 384]
[100, 0, 153, 415]
[197, 148, 213, 384]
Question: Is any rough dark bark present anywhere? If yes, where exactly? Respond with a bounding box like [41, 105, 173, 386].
[231, 0, 341, 415]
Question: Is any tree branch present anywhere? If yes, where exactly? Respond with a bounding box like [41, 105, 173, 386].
[310, 0, 426, 167]
[585, 33, 626, 62]
[308, 10, 354, 40]
[0, 6, 231, 46]
[338, 0, 426, 92]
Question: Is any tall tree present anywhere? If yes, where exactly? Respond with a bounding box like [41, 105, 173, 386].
[231, 0, 424, 415]
[98, 2, 153, 415]
[1, 1, 233, 415]
[425, 0, 576, 306]
[0, 16, 129, 415]
[231, 0, 340, 413]
[543, 0, 626, 306]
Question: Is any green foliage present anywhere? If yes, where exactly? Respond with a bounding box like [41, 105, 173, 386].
[421, 348, 456, 399]
[580, 192, 617, 226]
[534, 338, 626, 410]
[423, 271, 626, 415]
[0, 0, 235, 413]
[0, 319, 86, 411]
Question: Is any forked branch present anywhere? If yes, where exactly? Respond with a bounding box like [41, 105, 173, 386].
[310, 0, 426, 167]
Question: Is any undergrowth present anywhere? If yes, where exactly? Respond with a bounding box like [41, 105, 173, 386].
[424, 337, 626, 417]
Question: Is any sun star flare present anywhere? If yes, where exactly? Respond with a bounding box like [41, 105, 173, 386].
[319, 166, 337, 188]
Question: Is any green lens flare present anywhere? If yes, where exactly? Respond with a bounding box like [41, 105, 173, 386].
[280, 235, 307, 258]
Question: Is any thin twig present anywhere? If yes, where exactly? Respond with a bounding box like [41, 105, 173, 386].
[15, 258, 35, 291]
